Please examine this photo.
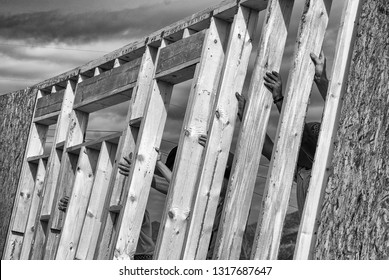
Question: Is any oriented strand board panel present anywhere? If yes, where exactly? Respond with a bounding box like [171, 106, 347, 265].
[74, 57, 142, 112]
[0, 88, 37, 259]
[34, 90, 65, 118]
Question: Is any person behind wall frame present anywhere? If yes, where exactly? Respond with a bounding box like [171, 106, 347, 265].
[58, 50, 329, 259]
[260, 50, 328, 218]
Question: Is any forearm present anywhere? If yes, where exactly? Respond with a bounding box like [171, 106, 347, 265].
[156, 160, 172, 184]
[314, 76, 329, 100]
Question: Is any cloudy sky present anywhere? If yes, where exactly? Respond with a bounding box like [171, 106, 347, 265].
[0, 0, 345, 223]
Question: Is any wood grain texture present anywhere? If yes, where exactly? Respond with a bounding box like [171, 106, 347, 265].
[0, 88, 37, 258]
[34, 90, 65, 118]
[19, 159, 47, 259]
[314, 0, 389, 260]
[294, 0, 364, 260]
[156, 30, 205, 75]
[95, 46, 157, 260]
[155, 17, 229, 260]
[74, 58, 141, 112]
[56, 147, 99, 260]
[76, 142, 117, 260]
[183, 6, 258, 260]
[210, 0, 294, 260]
[252, 0, 332, 260]
[113, 79, 173, 260]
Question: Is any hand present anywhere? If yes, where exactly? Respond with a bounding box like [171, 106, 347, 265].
[263, 71, 282, 100]
[198, 134, 208, 148]
[118, 153, 132, 176]
[235, 92, 246, 121]
[310, 50, 327, 82]
[58, 196, 69, 212]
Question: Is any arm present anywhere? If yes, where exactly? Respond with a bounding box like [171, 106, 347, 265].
[310, 50, 329, 100]
[118, 152, 170, 195]
[155, 152, 172, 184]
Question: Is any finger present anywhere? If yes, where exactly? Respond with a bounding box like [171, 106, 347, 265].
[272, 71, 280, 77]
[310, 52, 319, 64]
[263, 76, 275, 84]
[235, 92, 244, 102]
[265, 72, 277, 82]
[123, 156, 132, 165]
[118, 165, 130, 172]
[264, 82, 274, 89]
[119, 170, 129, 176]
[264, 84, 274, 92]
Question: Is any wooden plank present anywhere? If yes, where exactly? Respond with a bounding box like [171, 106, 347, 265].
[27, 153, 50, 164]
[42, 111, 89, 259]
[27, 80, 82, 259]
[33, 111, 60, 126]
[114, 81, 173, 260]
[294, 0, 364, 260]
[10, 123, 48, 233]
[34, 90, 65, 118]
[183, 6, 259, 260]
[108, 40, 173, 260]
[252, 0, 333, 260]
[66, 132, 122, 154]
[76, 142, 117, 260]
[19, 158, 47, 259]
[155, 17, 230, 260]
[155, 30, 206, 76]
[95, 45, 158, 260]
[73, 58, 141, 113]
[56, 146, 99, 260]
[3, 232, 23, 260]
[212, 0, 294, 260]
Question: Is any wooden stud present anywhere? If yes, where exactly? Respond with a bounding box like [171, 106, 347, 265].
[19, 158, 47, 259]
[182, 5, 259, 260]
[109, 39, 173, 260]
[155, 16, 230, 260]
[41, 82, 89, 260]
[252, 0, 332, 260]
[56, 146, 99, 260]
[40, 80, 77, 217]
[294, 0, 364, 260]
[94, 45, 158, 260]
[75, 141, 117, 260]
[212, 0, 294, 260]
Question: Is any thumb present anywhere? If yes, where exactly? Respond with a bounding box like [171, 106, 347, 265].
[310, 52, 319, 64]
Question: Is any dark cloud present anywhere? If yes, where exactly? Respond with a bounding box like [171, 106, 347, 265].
[0, 3, 191, 44]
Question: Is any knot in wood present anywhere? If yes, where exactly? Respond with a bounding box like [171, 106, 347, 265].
[168, 210, 175, 219]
